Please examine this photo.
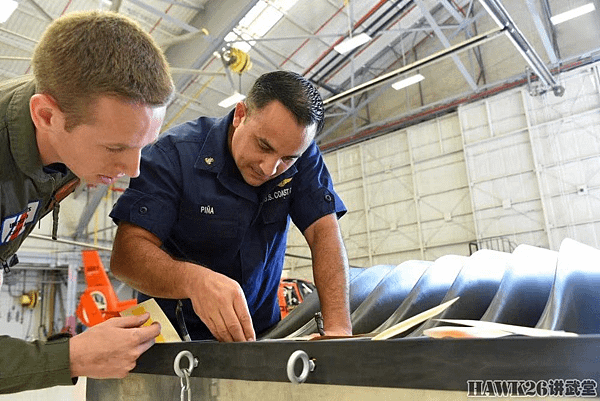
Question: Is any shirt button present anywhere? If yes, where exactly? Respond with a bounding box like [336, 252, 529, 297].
[139, 206, 148, 214]
[324, 194, 332, 202]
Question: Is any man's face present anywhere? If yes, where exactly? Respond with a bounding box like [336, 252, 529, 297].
[229, 101, 314, 187]
[55, 96, 165, 185]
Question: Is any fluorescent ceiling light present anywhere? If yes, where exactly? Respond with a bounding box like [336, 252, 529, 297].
[551, 3, 595, 25]
[0, 0, 18, 23]
[392, 74, 425, 90]
[225, 0, 299, 52]
[334, 33, 371, 54]
[218, 92, 246, 108]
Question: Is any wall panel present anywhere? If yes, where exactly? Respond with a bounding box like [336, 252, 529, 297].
[525, 65, 600, 249]
[460, 90, 547, 250]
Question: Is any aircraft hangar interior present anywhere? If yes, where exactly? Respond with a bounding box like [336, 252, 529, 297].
[1, 0, 600, 399]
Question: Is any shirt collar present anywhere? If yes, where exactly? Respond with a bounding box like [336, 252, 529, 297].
[193, 109, 233, 174]
[192, 108, 300, 202]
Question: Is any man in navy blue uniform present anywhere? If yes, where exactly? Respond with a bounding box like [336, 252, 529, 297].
[109, 71, 351, 342]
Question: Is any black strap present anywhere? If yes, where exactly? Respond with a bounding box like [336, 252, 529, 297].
[52, 201, 60, 240]
[1, 254, 18, 274]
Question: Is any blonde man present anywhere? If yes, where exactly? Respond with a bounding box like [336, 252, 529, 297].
[0, 10, 173, 393]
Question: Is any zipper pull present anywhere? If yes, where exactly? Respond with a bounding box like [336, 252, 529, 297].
[52, 200, 60, 240]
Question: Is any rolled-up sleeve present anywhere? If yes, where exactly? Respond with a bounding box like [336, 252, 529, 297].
[110, 140, 182, 242]
[289, 142, 346, 233]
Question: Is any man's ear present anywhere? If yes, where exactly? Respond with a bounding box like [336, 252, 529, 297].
[232, 101, 247, 128]
[29, 94, 65, 133]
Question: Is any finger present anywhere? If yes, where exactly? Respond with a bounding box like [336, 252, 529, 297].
[195, 306, 229, 342]
[233, 297, 255, 341]
[109, 313, 151, 328]
[204, 317, 223, 342]
[135, 321, 162, 344]
[220, 309, 246, 342]
[214, 313, 236, 342]
[133, 336, 157, 356]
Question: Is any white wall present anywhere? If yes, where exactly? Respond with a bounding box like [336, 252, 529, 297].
[0, 268, 66, 339]
[462, 64, 600, 251]
[284, 61, 600, 277]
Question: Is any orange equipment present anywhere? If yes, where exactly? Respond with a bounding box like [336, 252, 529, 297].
[278, 278, 316, 319]
[75, 250, 137, 327]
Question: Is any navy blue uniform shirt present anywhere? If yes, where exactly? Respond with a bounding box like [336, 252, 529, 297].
[110, 110, 346, 340]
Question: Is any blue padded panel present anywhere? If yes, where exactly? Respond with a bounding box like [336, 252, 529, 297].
[536, 238, 600, 334]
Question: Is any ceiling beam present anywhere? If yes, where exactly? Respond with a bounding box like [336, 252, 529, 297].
[318, 83, 390, 143]
[414, 0, 478, 90]
[0, 56, 31, 61]
[73, 186, 109, 241]
[127, 0, 199, 33]
[538, 0, 561, 61]
[478, 0, 564, 96]
[165, 0, 258, 91]
[110, 0, 123, 13]
[227, 33, 358, 44]
[263, 0, 332, 48]
[0, 27, 38, 44]
[170, 67, 225, 76]
[323, 26, 503, 106]
[158, 29, 210, 48]
[0, 29, 36, 54]
[24, 0, 53, 21]
[525, 0, 559, 64]
[440, 0, 488, 86]
[151, 0, 205, 12]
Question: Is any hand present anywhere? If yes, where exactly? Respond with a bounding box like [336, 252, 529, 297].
[187, 267, 255, 342]
[69, 313, 160, 379]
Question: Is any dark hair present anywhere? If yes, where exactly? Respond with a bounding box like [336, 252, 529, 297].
[245, 70, 324, 135]
[32, 11, 174, 131]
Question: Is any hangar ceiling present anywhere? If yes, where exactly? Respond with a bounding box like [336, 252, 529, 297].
[1, 0, 599, 148]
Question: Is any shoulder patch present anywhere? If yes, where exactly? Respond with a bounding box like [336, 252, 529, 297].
[1, 201, 40, 245]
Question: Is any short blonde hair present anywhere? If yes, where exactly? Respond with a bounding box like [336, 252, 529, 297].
[32, 11, 174, 131]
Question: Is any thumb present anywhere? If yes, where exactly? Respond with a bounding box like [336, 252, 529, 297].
[109, 313, 151, 328]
